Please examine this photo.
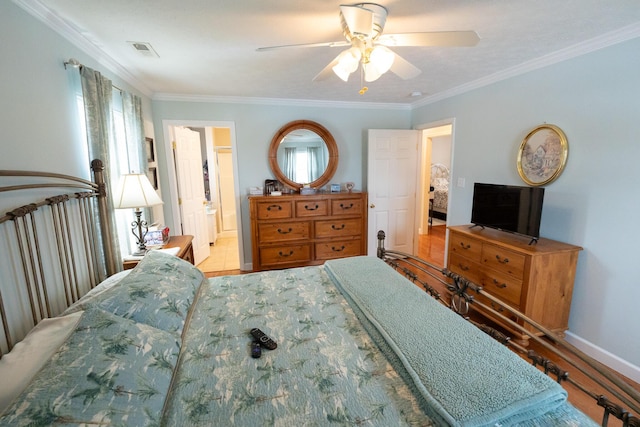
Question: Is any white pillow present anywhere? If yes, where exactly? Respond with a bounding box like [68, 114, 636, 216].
[0, 311, 83, 414]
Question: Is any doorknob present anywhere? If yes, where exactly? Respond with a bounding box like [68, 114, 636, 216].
[369, 203, 375, 208]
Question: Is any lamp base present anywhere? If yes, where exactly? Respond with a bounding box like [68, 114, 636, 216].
[131, 209, 149, 256]
[131, 248, 147, 257]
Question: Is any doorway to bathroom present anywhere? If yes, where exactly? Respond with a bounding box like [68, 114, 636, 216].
[163, 120, 243, 274]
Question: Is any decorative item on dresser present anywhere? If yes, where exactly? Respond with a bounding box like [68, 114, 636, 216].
[447, 224, 582, 346]
[249, 192, 367, 271]
[122, 235, 194, 270]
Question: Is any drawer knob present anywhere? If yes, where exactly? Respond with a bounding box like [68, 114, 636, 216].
[304, 204, 319, 211]
[331, 224, 346, 230]
[277, 228, 293, 234]
[491, 302, 505, 312]
[495, 255, 509, 264]
[457, 263, 470, 271]
[278, 250, 294, 257]
[493, 279, 507, 289]
[459, 242, 471, 250]
[267, 204, 282, 211]
[339, 203, 354, 210]
[332, 245, 346, 252]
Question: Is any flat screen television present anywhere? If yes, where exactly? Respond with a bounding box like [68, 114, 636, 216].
[471, 183, 545, 242]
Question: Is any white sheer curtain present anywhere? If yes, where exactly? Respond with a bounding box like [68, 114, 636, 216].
[307, 146, 324, 182]
[283, 147, 296, 181]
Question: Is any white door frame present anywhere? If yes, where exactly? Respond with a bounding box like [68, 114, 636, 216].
[162, 119, 245, 268]
[414, 117, 456, 265]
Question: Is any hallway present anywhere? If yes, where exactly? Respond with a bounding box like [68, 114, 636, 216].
[196, 236, 240, 274]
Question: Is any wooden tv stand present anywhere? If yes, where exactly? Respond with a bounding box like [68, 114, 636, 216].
[447, 225, 582, 346]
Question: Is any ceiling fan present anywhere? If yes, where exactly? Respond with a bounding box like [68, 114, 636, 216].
[257, 3, 479, 88]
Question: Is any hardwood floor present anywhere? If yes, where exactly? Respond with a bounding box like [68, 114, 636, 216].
[199, 225, 639, 423]
[417, 224, 446, 266]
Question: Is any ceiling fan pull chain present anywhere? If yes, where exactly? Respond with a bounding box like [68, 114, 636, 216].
[359, 67, 368, 95]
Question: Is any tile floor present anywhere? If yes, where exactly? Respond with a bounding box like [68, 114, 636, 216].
[196, 235, 240, 273]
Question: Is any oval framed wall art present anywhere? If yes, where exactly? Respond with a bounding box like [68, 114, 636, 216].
[517, 124, 568, 186]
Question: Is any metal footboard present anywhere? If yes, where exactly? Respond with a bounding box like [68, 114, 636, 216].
[377, 230, 640, 427]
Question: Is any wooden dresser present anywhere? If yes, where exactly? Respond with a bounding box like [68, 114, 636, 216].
[249, 192, 367, 271]
[447, 225, 582, 345]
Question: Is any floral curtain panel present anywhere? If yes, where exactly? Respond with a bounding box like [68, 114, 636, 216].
[80, 66, 122, 276]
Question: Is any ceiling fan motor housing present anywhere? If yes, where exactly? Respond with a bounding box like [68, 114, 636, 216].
[340, 3, 388, 41]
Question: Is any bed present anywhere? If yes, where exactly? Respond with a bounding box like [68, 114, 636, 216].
[430, 163, 449, 222]
[0, 162, 638, 426]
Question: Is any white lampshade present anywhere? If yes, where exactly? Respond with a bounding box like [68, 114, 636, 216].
[364, 45, 395, 82]
[332, 47, 362, 82]
[114, 173, 163, 209]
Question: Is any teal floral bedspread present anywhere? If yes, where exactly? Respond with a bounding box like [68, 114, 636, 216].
[162, 266, 432, 426]
[0, 307, 181, 426]
[0, 252, 598, 426]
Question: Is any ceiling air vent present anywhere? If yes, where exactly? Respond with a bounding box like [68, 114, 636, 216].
[127, 41, 159, 58]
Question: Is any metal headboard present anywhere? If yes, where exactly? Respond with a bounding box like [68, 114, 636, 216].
[0, 159, 116, 357]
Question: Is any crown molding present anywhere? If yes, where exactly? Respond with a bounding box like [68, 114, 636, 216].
[13, 0, 153, 97]
[152, 93, 411, 110]
[412, 23, 640, 108]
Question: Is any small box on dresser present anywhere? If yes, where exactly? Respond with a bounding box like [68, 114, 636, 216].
[249, 192, 367, 271]
[447, 225, 582, 346]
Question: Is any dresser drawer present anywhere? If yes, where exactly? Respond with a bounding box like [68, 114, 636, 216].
[258, 222, 310, 243]
[259, 244, 311, 266]
[448, 252, 482, 284]
[448, 232, 483, 262]
[472, 292, 519, 323]
[315, 218, 362, 238]
[256, 200, 293, 220]
[331, 198, 363, 215]
[481, 268, 523, 307]
[482, 244, 525, 278]
[315, 240, 362, 260]
[295, 199, 329, 217]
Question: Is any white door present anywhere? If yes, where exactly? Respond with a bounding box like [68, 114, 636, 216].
[367, 129, 419, 255]
[173, 126, 210, 266]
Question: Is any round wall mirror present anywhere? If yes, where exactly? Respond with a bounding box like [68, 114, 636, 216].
[268, 120, 339, 190]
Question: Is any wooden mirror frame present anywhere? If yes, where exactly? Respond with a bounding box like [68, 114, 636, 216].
[268, 120, 339, 191]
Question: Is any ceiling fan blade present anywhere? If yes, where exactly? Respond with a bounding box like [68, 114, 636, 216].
[312, 54, 342, 82]
[340, 4, 374, 37]
[257, 41, 349, 51]
[389, 52, 422, 80]
[378, 31, 480, 47]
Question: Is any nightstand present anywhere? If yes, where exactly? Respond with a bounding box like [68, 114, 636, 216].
[123, 235, 194, 270]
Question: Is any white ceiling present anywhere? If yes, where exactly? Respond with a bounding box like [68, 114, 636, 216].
[16, 0, 640, 106]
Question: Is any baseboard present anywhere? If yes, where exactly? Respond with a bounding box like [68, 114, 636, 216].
[565, 331, 640, 383]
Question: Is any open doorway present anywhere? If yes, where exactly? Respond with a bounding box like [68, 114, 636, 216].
[415, 120, 454, 267]
[162, 120, 244, 273]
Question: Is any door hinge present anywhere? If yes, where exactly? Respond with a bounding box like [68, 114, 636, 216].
[172, 141, 177, 150]
[178, 198, 182, 205]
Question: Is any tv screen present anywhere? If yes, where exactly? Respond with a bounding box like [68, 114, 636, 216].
[471, 183, 545, 239]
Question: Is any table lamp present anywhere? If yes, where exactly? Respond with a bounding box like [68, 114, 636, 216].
[114, 173, 164, 255]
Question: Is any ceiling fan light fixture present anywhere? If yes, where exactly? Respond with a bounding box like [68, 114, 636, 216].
[363, 45, 395, 82]
[332, 47, 362, 81]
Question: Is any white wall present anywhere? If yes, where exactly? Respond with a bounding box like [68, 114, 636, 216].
[411, 37, 640, 371]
